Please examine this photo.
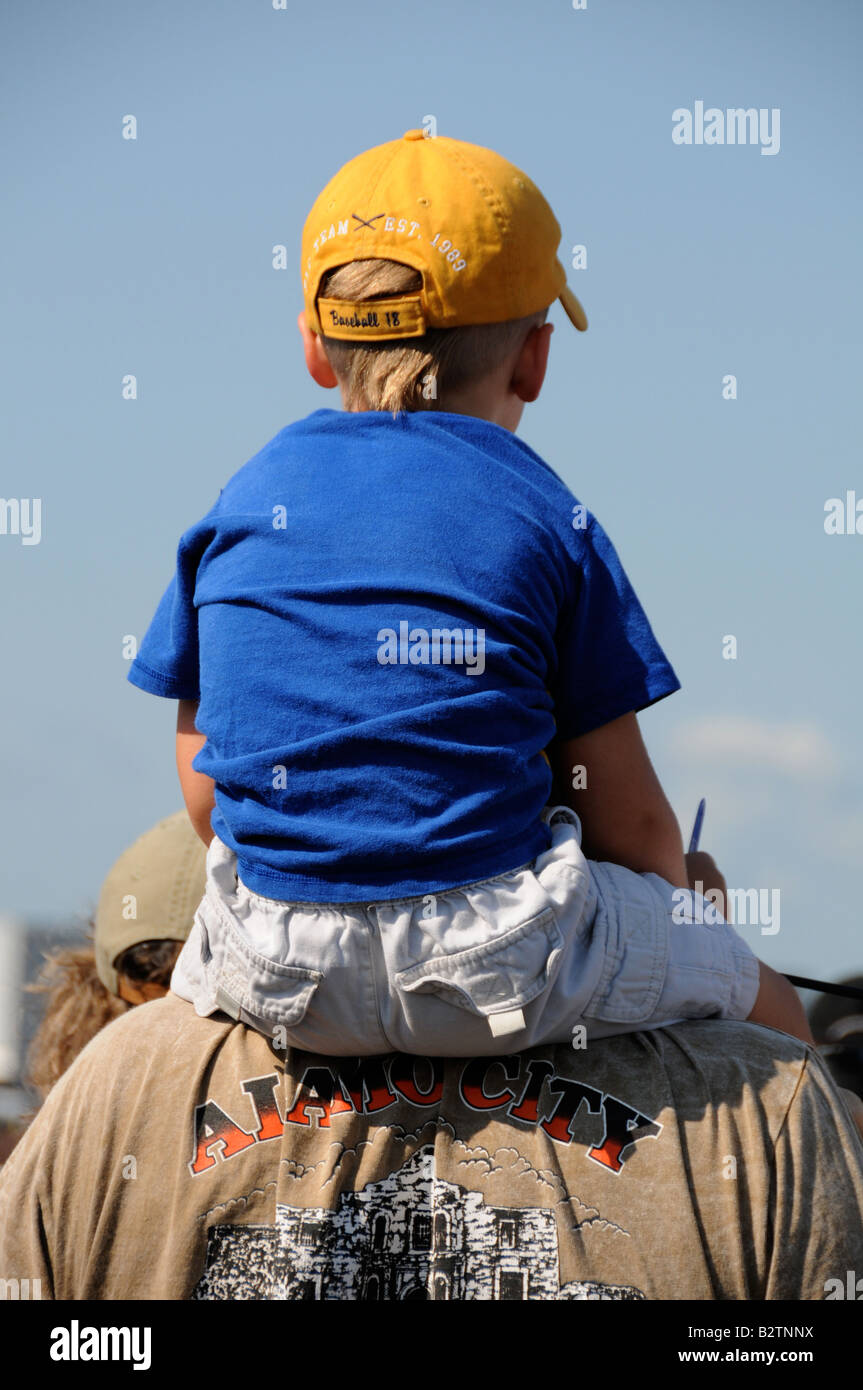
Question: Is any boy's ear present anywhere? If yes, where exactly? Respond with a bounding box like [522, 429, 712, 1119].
[510, 321, 553, 404]
[297, 310, 340, 389]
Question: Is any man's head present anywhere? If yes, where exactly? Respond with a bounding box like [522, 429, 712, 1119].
[298, 130, 587, 426]
[23, 813, 205, 1103]
[94, 809, 207, 999]
[113, 938, 185, 1005]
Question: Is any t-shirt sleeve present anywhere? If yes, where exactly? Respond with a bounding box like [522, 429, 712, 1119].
[551, 514, 681, 740]
[126, 518, 214, 701]
[766, 1050, 863, 1299]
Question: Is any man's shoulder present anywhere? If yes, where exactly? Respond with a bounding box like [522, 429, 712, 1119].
[641, 1018, 812, 1121]
[647, 1017, 811, 1072]
[49, 1009, 820, 1137]
[66, 992, 240, 1084]
[654, 1017, 810, 1063]
[84, 1008, 812, 1078]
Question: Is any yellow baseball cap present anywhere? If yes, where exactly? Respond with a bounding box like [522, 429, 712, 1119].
[302, 130, 587, 342]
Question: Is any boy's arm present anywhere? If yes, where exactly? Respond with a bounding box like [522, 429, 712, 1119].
[176, 699, 215, 846]
[548, 711, 688, 888]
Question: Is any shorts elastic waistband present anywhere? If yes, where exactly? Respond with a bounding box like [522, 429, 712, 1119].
[210, 804, 583, 911]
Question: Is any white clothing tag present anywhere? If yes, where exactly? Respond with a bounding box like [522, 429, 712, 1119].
[488, 1007, 526, 1037]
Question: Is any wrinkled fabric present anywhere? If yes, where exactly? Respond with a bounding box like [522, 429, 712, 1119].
[2, 995, 862, 1300]
[172, 805, 760, 1055]
[127, 408, 680, 901]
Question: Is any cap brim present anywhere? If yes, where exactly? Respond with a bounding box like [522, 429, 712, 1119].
[560, 284, 588, 332]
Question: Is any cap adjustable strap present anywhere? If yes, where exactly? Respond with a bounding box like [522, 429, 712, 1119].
[317, 294, 427, 340]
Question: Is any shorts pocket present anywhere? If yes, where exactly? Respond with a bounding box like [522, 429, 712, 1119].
[581, 867, 669, 1024]
[394, 907, 563, 1019]
[204, 910, 322, 1027]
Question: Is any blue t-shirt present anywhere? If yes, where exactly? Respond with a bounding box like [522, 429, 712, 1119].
[128, 409, 680, 901]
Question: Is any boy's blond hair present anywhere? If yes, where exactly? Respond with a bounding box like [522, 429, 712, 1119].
[318, 259, 548, 415]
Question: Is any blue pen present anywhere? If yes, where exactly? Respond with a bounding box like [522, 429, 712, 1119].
[688, 798, 706, 855]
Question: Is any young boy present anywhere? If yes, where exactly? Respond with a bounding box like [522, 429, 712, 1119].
[129, 130, 811, 1054]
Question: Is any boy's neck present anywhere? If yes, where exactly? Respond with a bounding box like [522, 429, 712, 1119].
[340, 384, 524, 433]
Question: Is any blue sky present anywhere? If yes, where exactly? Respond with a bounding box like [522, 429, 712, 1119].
[1, 0, 861, 986]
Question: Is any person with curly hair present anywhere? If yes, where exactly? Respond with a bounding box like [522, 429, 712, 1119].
[24, 810, 205, 1102]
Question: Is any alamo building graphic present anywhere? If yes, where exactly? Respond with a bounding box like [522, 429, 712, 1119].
[194, 1145, 644, 1301]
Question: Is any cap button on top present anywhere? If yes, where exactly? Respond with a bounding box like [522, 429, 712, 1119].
[403, 129, 426, 141]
